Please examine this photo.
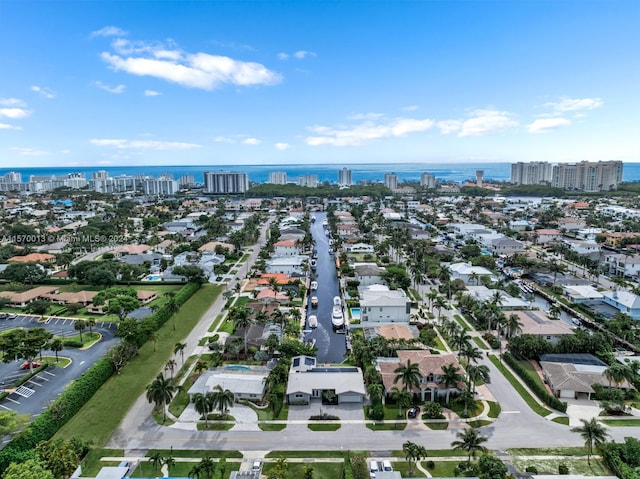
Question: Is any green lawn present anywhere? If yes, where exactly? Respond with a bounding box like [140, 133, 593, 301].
[131, 460, 240, 478]
[265, 451, 352, 458]
[425, 421, 448, 430]
[366, 421, 407, 431]
[429, 461, 460, 477]
[516, 359, 547, 390]
[218, 318, 235, 334]
[473, 336, 489, 349]
[454, 314, 472, 331]
[487, 401, 501, 418]
[393, 461, 427, 477]
[552, 416, 570, 425]
[308, 423, 341, 431]
[488, 354, 552, 417]
[467, 419, 492, 427]
[208, 314, 224, 332]
[147, 449, 242, 458]
[512, 458, 610, 476]
[507, 447, 588, 456]
[80, 449, 124, 477]
[447, 400, 483, 418]
[242, 401, 289, 431]
[262, 461, 344, 479]
[54, 284, 223, 446]
[602, 418, 640, 426]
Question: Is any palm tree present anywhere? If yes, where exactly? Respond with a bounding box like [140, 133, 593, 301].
[174, 342, 187, 367]
[149, 330, 160, 352]
[230, 306, 254, 356]
[393, 360, 422, 393]
[212, 385, 235, 418]
[451, 329, 472, 352]
[390, 387, 412, 418]
[426, 289, 439, 312]
[571, 418, 610, 464]
[74, 320, 87, 342]
[148, 451, 163, 473]
[461, 344, 483, 365]
[439, 363, 463, 404]
[603, 363, 629, 389]
[86, 318, 96, 336]
[196, 456, 216, 479]
[403, 441, 428, 475]
[49, 338, 64, 363]
[456, 388, 477, 418]
[146, 373, 176, 422]
[271, 308, 286, 341]
[504, 313, 523, 339]
[451, 428, 488, 463]
[466, 364, 490, 394]
[165, 358, 177, 379]
[368, 383, 384, 404]
[165, 297, 179, 330]
[163, 455, 176, 475]
[549, 304, 562, 320]
[434, 296, 448, 324]
[192, 392, 215, 429]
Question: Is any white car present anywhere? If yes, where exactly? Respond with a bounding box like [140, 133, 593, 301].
[252, 460, 262, 472]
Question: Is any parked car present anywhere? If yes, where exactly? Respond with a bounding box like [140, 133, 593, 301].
[0, 313, 7, 319]
[7, 313, 17, 320]
[252, 460, 262, 472]
[21, 361, 42, 369]
[407, 406, 420, 419]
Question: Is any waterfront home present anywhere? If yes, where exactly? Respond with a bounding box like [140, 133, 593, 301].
[359, 284, 411, 323]
[602, 290, 640, 320]
[510, 310, 574, 344]
[265, 255, 307, 276]
[376, 350, 464, 402]
[354, 263, 387, 287]
[448, 262, 496, 285]
[273, 239, 302, 257]
[286, 356, 366, 404]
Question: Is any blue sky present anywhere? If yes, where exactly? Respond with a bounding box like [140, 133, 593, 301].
[0, 0, 638, 167]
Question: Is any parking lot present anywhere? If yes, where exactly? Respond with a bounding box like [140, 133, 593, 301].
[0, 314, 120, 419]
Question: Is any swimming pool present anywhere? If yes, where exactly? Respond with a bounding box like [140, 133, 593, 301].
[350, 308, 361, 320]
[145, 275, 162, 281]
[226, 365, 250, 371]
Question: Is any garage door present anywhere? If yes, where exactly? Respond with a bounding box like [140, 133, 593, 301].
[339, 393, 362, 403]
[559, 389, 575, 399]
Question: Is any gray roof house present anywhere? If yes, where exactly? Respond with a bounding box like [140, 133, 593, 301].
[359, 285, 411, 323]
[354, 263, 387, 287]
[188, 364, 272, 401]
[286, 355, 366, 404]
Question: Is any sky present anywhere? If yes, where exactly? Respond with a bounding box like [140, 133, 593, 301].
[0, 0, 639, 168]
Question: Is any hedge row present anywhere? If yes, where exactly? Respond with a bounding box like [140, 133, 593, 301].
[0, 282, 201, 475]
[503, 353, 567, 413]
[601, 443, 640, 479]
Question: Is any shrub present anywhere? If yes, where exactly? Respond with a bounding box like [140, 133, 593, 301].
[526, 466, 538, 474]
[426, 461, 435, 469]
[503, 353, 567, 413]
[369, 404, 385, 421]
[558, 464, 569, 475]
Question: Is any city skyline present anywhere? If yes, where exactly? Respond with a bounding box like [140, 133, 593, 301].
[1, 1, 639, 167]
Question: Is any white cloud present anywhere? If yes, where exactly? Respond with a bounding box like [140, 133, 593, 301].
[95, 81, 126, 94]
[0, 108, 30, 119]
[275, 142, 290, 150]
[213, 136, 236, 143]
[277, 52, 289, 60]
[527, 117, 571, 133]
[101, 37, 282, 90]
[31, 85, 56, 99]
[0, 123, 21, 130]
[10, 147, 50, 156]
[347, 112, 385, 121]
[294, 50, 316, 59]
[437, 109, 517, 137]
[0, 98, 26, 107]
[305, 116, 434, 147]
[91, 26, 128, 38]
[90, 139, 201, 150]
[401, 105, 419, 111]
[243, 137, 261, 145]
[544, 97, 603, 113]
[144, 89, 161, 96]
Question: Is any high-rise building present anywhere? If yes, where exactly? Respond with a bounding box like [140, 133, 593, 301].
[92, 170, 109, 180]
[384, 173, 398, 190]
[298, 175, 318, 188]
[178, 175, 195, 188]
[203, 171, 249, 194]
[510, 162, 553, 185]
[552, 161, 622, 192]
[268, 171, 287, 185]
[2, 171, 21, 183]
[420, 172, 437, 188]
[143, 175, 178, 195]
[475, 170, 484, 188]
[338, 168, 352, 187]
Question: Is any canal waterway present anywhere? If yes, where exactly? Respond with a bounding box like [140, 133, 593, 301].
[305, 212, 347, 363]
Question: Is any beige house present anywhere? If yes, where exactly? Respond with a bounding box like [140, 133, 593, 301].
[0, 286, 59, 307]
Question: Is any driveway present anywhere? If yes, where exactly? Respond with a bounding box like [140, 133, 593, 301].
[564, 398, 602, 426]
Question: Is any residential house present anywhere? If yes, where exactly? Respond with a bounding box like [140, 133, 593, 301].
[188, 364, 271, 402]
[273, 240, 302, 257]
[265, 256, 307, 276]
[285, 356, 366, 404]
[562, 285, 603, 304]
[602, 290, 640, 320]
[563, 239, 601, 256]
[448, 262, 496, 285]
[354, 263, 387, 287]
[463, 286, 529, 309]
[509, 220, 532, 231]
[604, 253, 640, 278]
[359, 284, 410, 323]
[348, 243, 374, 254]
[511, 310, 574, 344]
[534, 229, 563, 244]
[8, 253, 55, 263]
[488, 237, 525, 256]
[0, 286, 59, 308]
[557, 217, 586, 232]
[376, 350, 464, 402]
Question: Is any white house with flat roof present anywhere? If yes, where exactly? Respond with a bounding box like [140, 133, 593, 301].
[265, 255, 307, 275]
[188, 365, 270, 401]
[563, 285, 603, 304]
[449, 262, 496, 285]
[464, 286, 529, 309]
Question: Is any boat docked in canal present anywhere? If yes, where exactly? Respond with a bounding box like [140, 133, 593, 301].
[311, 296, 318, 307]
[331, 305, 344, 329]
[310, 281, 318, 291]
[308, 315, 318, 328]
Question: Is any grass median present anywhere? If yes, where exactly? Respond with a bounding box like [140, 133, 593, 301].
[55, 284, 223, 446]
[488, 354, 552, 417]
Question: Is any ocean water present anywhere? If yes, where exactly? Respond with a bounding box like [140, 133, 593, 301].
[1, 162, 639, 185]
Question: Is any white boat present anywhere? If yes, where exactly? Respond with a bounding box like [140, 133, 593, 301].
[311, 215, 316, 223]
[310, 281, 318, 291]
[322, 219, 328, 227]
[308, 315, 318, 328]
[311, 296, 318, 307]
[333, 296, 341, 307]
[310, 259, 317, 269]
[331, 306, 344, 328]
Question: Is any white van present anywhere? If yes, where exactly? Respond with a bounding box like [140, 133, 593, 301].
[382, 460, 393, 472]
[369, 460, 379, 478]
